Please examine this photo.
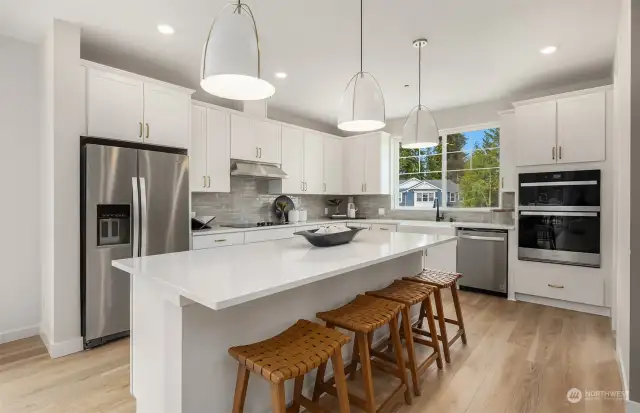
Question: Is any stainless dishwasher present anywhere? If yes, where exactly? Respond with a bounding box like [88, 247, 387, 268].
[456, 228, 508, 296]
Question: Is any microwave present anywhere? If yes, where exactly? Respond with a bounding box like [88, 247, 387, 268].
[518, 170, 601, 268]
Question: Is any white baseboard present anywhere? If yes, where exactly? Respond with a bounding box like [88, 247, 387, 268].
[0, 324, 39, 344]
[627, 400, 640, 413]
[514, 293, 611, 316]
[40, 333, 84, 359]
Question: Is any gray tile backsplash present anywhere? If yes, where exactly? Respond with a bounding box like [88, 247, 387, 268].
[192, 176, 337, 223]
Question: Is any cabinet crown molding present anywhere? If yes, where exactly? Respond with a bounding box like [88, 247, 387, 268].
[512, 85, 612, 108]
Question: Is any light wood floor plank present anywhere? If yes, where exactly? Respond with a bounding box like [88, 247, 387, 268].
[0, 291, 624, 413]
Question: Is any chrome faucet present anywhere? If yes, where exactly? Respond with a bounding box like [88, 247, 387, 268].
[435, 197, 444, 222]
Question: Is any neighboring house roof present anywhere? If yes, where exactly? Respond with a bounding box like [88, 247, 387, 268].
[399, 178, 459, 193]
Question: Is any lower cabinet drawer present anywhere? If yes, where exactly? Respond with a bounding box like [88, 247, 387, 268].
[515, 262, 604, 306]
[192, 232, 245, 249]
[245, 228, 296, 243]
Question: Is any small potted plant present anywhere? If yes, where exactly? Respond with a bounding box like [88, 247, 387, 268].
[327, 199, 343, 217]
[275, 201, 289, 224]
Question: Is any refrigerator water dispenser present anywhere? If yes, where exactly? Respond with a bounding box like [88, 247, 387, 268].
[97, 204, 130, 247]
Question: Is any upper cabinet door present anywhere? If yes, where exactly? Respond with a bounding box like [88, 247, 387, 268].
[142, 83, 190, 148]
[206, 108, 231, 192]
[499, 111, 516, 192]
[280, 126, 304, 193]
[190, 106, 208, 192]
[255, 120, 281, 164]
[303, 132, 325, 194]
[364, 134, 390, 194]
[87, 68, 143, 142]
[324, 137, 343, 195]
[343, 137, 366, 194]
[557, 92, 606, 164]
[230, 114, 257, 161]
[515, 101, 557, 166]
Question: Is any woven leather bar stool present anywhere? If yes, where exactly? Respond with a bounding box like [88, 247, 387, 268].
[228, 319, 352, 413]
[315, 295, 411, 413]
[365, 280, 443, 396]
[404, 269, 467, 363]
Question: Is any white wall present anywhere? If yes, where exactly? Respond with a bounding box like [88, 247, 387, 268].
[613, 0, 631, 397]
[0, 35, 41, 343]
[40, 19, 85, 357]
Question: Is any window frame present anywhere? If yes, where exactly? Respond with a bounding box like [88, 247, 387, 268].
[393, 121, 501, 212]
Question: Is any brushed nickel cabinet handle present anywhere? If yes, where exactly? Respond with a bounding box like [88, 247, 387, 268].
[379, 228, 389, 231]
[548, 284, 564, 289]
[259, 147, 262, 158]
[203, 176, 206, 188]
[256, 147, 259, 158]
[301, 181, 304, 191]
[145, 123, 150, 139]
[552, 147, 555, 160]
[502, 177, 504, 188]
[139, 122, 143, 138]
[214, 239, 227, 243]
[324, 182, 326, 192]
[207, 176, 211, 188]
[559, 146, 562, 160]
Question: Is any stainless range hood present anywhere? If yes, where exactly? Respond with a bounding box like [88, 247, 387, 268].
[230, 161, 288, 179]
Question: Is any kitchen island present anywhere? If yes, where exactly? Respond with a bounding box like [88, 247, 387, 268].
[113, 231, 457, 413]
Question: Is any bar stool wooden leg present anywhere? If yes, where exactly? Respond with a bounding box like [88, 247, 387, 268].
[417, 301, 426, 329]
[291, 376, 304, 412]
[451, 285, 467, 345]
[433, 289, 451, 363]
[423, 295, 444, 369]
[232, 364, 250, 413]
[312, 361, 328, 402]
[348, 337, 360, 381]
[401, 306, 420, 397]
[331, 350, 352, 413]
[270, 382, 286, 413]
[390, 315, 412, 405]
[357, 332, 376, 413]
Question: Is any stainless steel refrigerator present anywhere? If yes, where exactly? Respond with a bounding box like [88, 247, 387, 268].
[81, 137, 190, 349]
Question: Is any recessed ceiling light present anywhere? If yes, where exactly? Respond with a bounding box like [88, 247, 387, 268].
[157, 24, 175, 35]
[540, 46, 557, 55]
[275, 72, 288, 79]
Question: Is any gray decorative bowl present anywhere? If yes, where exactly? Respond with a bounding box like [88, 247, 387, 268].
[294, 227, 364, 247]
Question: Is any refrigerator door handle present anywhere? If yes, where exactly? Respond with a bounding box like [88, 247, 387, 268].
[140, 177, 149, 257]
[131, 177, 140, 258]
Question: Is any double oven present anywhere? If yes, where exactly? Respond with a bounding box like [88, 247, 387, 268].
[518, 169, 601, 268]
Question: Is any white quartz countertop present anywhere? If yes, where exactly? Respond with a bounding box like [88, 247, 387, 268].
[113, 231, 457, 311]
[192, 218, 513, 236]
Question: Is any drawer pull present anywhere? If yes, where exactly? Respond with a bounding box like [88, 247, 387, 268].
[548, 284, 564, 289]
[379, 228, 389, 231]
[214, 239, 228, 243]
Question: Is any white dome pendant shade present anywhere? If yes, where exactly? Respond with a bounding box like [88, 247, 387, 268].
[402, 39, 439, 149]
[201, 1, 275, 101]
[337, 0, 385, 132]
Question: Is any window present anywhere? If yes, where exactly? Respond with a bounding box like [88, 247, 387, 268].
[396, 126, 500, 209]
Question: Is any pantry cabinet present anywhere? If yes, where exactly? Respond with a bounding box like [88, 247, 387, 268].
[230, 114, 281, 164]
[343, 132, 391, 194]
[190, 104, 230, 193]
[514, 87, 609, 167]
[85, 63, 193, 148]
[499, 110, 516, 192]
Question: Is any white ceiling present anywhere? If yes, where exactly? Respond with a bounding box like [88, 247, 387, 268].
[0, 0, 620, 128]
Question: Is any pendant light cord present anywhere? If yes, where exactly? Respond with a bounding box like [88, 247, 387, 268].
[360, 0, 363, 74]
[418, 44, 422, 107]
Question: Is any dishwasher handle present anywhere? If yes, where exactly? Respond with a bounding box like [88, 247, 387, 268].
[458, 234, 506, 242]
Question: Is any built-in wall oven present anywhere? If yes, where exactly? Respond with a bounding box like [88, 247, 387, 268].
[518, 169, 601, 268]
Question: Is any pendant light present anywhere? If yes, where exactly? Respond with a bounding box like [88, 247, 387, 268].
[402, 39, 439, 148]
[201, 0, 275, 101]
[337, 0, 385, 132]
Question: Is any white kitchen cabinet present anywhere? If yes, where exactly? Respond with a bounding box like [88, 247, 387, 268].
[424, 240, 457, 272]
[190, 104, 231, 193]
[343, 132, 391, 195]
[499, 110, 516, 193]
[515, 101, 557, 167]
[279, 126, 305, 193]
[142, 83, 190, 148]
[303, 132, 324, 194]
[256, 120, 281, 164]
[192, 232, 245, 249]
[87, 68, 144, 143]
[245, 228, 295, 243]
[557, 92, 606, 164]
[85, 64, 193, 148]
[230, 114, 281, 164]
[324, 137, 343, 194]
[190, 106, 208, 191]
